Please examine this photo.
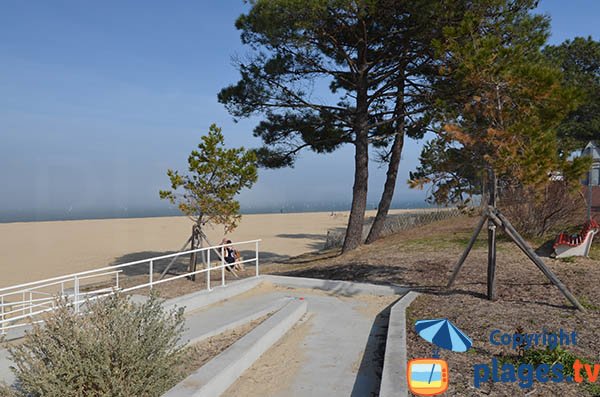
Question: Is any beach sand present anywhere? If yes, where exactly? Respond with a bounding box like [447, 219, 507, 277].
[0, 209, 416, 288]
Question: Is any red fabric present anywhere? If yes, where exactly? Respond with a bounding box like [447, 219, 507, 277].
[553, 219, 600, 248]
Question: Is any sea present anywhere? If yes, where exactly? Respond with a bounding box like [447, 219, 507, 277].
[0, 200, 436, 223]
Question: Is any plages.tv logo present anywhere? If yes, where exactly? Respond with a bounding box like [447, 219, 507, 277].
[408, 318, 472, 396]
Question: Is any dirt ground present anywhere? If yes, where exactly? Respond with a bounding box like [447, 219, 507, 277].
[265, 215, 600, 396]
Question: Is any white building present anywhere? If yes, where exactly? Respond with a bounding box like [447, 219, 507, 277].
[582, 141, 600, 217]
[583, 141, 600, 185]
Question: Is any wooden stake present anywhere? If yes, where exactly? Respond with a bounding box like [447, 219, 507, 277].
[447, 214, 487, 288]
[487, 169, 497, 300]
[159, 235, 192, 280]
[189, 226, 199, 281]
[489, 209, 585, 311]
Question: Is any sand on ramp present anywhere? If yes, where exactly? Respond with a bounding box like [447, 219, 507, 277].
[0, 209, 414, 288]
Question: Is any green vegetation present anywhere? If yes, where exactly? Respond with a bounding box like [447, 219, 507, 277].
[545, 37, 600, 152]
[1, 293, 185, 397]
[410, 0, 588, 206]
[160, 123, 257, 233]
[577, 295, 600, 311]
[589, 242, 600, 261]
[220, 0, 454, 250]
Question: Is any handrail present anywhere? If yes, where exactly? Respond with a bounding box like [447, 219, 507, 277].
[0, 239, 261, 294]
[0, 239, 261, 335]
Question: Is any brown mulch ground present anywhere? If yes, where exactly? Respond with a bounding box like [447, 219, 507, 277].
[265, 215, 600, 396]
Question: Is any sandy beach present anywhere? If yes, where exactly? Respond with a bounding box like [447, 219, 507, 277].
[0, 209, 417, 288]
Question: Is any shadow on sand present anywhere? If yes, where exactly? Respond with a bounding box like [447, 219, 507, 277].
[275, 233, 327, 251]
[110, 249, 289, 277]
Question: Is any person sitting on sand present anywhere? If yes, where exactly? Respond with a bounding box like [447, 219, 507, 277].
[221, 238, 243, 273]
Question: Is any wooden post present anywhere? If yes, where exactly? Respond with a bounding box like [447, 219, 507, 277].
[447, 213, 487, 288]
[487, 169, 497, 300]
[189, 225, 200, 281]
[159, 236, 192, 280]
[489, 209, 585, 311]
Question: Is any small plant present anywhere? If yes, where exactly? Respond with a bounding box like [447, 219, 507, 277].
[559, 256, 576, 263]
[578, 295, 600, 311]
[500, 346, 588, 378]
[520, 347, 585, 377]
[3, 292, 185, 397]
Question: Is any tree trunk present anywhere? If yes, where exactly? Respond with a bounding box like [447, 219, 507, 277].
[366, 130, 405, 244]
[342, 45, 369, 253]
[366, 75, 405, 244]
[343, 132, 369, 252]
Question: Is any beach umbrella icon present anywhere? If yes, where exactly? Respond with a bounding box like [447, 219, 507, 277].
[415, 318, 472, 353]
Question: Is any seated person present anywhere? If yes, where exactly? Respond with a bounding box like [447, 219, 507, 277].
[221, 238, 243, 272]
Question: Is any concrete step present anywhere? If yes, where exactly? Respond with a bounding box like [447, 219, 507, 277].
[163, 298, 307, 397]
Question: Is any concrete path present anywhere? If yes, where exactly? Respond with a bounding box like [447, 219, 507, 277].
[179, 295, 290, 347]
[0, 349, 11, 386]
[222, 288, 401, 397]
[0, 278, 406, 397]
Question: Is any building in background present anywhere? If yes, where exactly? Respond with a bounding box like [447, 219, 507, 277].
[582, 141, 600, 219]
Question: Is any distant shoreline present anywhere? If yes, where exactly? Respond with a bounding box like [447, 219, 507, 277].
[0, 203, 441, 225]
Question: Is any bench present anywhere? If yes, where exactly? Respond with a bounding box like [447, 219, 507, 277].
[553, 219, 599, 258]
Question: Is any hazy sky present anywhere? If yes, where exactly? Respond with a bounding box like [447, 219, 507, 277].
[1, 1, 598, 221]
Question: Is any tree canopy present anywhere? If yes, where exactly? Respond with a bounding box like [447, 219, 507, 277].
[159, 124, 258, 232]
[544, 36, 600, 152]
[219, 0, 471, 250]
[410, 0, 589, 205]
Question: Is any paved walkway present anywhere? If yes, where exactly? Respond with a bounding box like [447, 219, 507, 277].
[221, 287, 400, 397]
[1, 282, 403, 397]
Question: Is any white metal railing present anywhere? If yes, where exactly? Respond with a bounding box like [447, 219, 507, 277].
[0, 239, 261, 335]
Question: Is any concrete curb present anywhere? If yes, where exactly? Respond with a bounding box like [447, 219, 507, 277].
[183, 297, 291, 347]
[265, 275, 407, 296]
[163, 298, 307, 397]
[380, 291, 419, 397]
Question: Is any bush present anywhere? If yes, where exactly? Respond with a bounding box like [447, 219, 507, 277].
[3, 292, 185, 397]
[499, 181, 587, 238]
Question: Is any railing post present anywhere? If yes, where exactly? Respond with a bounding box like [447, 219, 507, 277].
[206, 249, 211, 291]
[22, 291, 25, 316]
[221, 246, 225, 286]
[74, 276, 80, 313]
[255, 240, 259, 277]
[29, 292, 33, 315]
[61, 281, 65, 297]
[149, 260, 154, 289]
[116, 272, 120, 290]
[1, 296, 5, 335]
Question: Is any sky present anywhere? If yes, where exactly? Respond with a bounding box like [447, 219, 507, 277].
[0, 1, 598, 222]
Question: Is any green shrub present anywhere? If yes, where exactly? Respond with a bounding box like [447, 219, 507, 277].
[3, 292, 185, 397]
[500, 346, 588, 378]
